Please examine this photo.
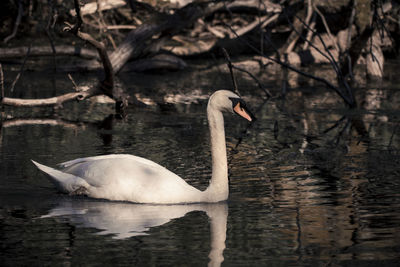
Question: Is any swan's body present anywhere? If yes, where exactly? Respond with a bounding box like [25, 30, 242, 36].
[32, 90, 253, 204]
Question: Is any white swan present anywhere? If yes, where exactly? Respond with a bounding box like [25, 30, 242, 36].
[32, 90, 254, 204]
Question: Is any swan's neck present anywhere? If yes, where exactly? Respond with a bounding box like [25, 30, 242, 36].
[204, 105, 229, 201]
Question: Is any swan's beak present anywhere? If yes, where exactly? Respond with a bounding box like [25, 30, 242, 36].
[233, 102, 255, 122]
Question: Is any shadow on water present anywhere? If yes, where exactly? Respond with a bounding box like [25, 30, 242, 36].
[0, 61, 400, 265]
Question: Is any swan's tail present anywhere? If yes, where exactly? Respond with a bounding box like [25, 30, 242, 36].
[32, 160, 90, 194]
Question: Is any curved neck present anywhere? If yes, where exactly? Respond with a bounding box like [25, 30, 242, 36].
[204, 105, 229, 201]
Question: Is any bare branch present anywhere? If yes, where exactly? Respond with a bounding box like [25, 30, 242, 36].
[67, 74, 79, 91]
[224, 23, 354, 107]
[232, 65, 272, 98]
[222, 48, 240, 96]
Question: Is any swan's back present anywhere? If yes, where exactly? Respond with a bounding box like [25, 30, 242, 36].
[38, 154, 203, 204]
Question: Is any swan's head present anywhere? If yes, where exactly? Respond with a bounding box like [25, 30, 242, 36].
[208, 90, 255, 122]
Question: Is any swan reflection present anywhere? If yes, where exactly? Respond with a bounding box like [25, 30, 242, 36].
[41, 199, 227, 266]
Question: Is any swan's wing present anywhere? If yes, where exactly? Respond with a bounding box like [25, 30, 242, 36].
[47, 154, 203, 203]
[59, 154, 161, 169]
[59, 154, 195, 190]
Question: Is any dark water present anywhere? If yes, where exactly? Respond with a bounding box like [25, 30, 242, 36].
[1, 62, 400, 266]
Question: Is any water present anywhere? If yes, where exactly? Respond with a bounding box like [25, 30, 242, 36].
[1, 62, 400, 266]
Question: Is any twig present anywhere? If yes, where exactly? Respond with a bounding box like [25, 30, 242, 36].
[290, 12, 340, 75]
[4, 0, 23, 43]
[222, 48, 240, 96]
[67, 74, 79, 91]
[290, 11, 355, 106]
[323, 115, 347, 134]
[10, 44, 31, 93]
[232, 65, 271, 98]
[228, 99, 268, 166]
[224, 23, 354, 107]
[387, 123, 398, 150]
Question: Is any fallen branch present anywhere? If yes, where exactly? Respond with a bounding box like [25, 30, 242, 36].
[2, 91, 93, 107]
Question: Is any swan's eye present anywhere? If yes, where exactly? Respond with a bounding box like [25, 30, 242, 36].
[229, 97, 243, 109]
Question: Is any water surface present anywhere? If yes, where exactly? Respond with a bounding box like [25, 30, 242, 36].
[1, 62, 399, 266]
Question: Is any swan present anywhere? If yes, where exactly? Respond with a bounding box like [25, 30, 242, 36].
[32, 90, 254, 204]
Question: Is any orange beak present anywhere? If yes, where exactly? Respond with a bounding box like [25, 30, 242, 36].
[233, 103, 253, 122]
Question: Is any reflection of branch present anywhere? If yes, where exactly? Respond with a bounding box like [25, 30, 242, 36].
[1, 118, 84, 129]
[228, 99, 268, 166]
[323, 115, 347, 134]
[1, 114, 122, 146]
